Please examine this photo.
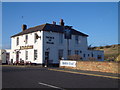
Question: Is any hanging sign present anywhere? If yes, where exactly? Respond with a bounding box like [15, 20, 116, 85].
[20, 45, 33, 50]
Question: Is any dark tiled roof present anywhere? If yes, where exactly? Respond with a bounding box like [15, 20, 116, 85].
[11, 23, 88, 37]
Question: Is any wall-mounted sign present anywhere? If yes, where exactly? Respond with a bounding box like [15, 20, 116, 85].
[60, 60, 76, 67]
[46, 36, 54, 44]
[20, 45, 33, 50]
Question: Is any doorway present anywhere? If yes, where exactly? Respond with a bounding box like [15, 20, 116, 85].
[45, 52, 49, 67]
[16, 51, 19, 64]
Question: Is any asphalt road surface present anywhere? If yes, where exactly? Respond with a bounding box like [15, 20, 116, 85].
[2, 66, 119, 89]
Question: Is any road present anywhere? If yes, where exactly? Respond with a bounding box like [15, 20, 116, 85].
[2, 66, 119, 89]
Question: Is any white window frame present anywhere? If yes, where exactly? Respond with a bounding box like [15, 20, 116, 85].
[34, 50, 37, 60]
[25, 35, 28, 44]
[26, 51, 28, 60]
[16, 37, 19, 46]
[34, 33, 37, 43]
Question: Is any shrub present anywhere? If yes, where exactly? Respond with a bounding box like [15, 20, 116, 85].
[115, 55, 120, 62]
[88, 57, 96, 61]
[68, 55, 82, 61]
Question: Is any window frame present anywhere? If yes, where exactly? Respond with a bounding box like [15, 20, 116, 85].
[34, 50, 38, 60]
[25, 35, 28, 44]
[34, 33, 37, 43]
[26, 51, 28, 60]
[75, 35, 79, 44]
[58, 49, 63, 60]
[16, 37, 19, 46]
[75, 50, 79, 55]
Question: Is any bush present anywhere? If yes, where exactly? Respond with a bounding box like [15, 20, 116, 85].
[115, 55, 120, 62]
[88, 57, 96, 61]
[68, 55, 82, 60]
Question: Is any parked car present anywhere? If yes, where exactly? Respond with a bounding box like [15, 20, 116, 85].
[13, 60, 19, 65]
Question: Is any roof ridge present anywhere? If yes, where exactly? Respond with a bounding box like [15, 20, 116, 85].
[11, 23, 88, 37]
[42, 23, 48, 30]
[27, 23, 47, 30]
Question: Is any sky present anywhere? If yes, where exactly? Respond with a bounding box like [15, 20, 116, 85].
[1, 2, 118, 49]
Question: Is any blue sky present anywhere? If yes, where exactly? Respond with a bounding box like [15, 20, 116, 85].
[2, 2, 118, 49]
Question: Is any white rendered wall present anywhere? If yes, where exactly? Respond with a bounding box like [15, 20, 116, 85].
[11, 30, 104, 64]
[11, 31, 43, 64]
[43, 31, 89, 64]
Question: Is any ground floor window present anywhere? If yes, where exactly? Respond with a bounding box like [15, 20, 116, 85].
[26, 51, 28, 60]
[83, 54, 86, 57]
[75, 50, 79, 55]
[34, 50, 37, 60]
[91, 53, 94, 57]
[97, 55, 102, 59]
[80, 50, 82, 53]
[88, 54, 90, 57]
[68, 50, 71, 56]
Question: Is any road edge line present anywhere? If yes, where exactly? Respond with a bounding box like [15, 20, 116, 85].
[48, 69, 120, 79]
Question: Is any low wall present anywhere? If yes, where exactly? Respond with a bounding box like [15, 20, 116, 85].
[60, 61, 119, 74]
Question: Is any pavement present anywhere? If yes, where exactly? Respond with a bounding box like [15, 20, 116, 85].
[1, 65, 119, 89]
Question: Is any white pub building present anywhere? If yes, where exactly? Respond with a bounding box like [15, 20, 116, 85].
[4, 19, 104, 66]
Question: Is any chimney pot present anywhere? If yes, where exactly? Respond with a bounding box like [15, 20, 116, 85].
[22, 24, 27, 31]
[60, 19, 64, 26]
[53, 21, 56, 25]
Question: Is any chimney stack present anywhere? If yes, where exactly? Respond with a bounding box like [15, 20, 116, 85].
[53, 21, 56, 25]
[60, 19, 64, 26]
[22, 24, 27, 31]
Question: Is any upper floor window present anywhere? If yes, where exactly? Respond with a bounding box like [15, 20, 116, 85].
[80, 50, 82, 53]
[59, 33, 63, 44]
[16, 37, 19, 45]
[34, 33, 37, 43]
[25, 35, 28, 44]
[75, 35, 79, 44]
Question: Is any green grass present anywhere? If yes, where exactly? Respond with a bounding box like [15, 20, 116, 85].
[92, 44, 119, 62]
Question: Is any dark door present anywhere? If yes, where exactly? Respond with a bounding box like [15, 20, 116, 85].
[45, 52, 49, 67]
[16, 51, 19, 64]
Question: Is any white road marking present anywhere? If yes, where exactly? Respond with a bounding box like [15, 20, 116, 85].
[38, 82, 65, 90]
